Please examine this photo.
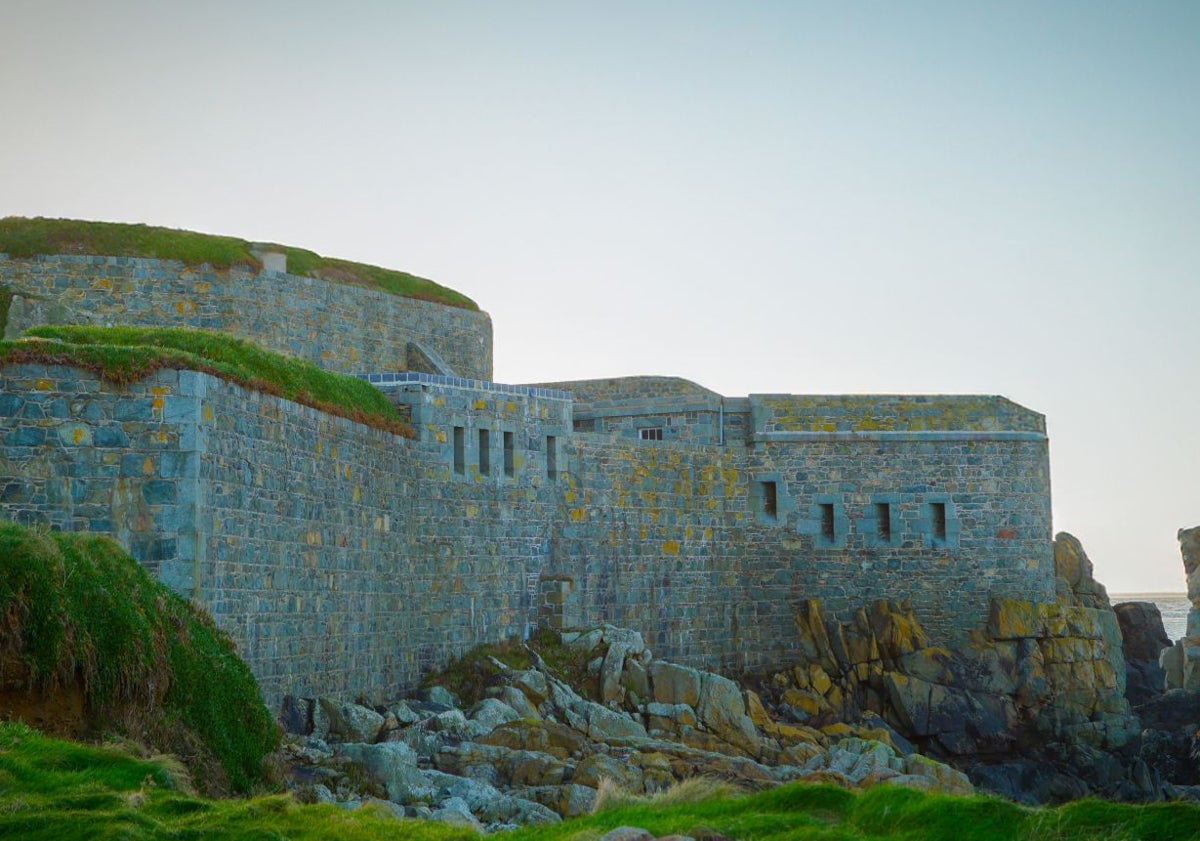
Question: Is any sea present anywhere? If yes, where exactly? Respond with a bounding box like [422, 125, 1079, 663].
[1111, 593, 1191, 641]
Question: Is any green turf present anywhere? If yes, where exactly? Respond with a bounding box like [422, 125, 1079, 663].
[0, 216, 478, 310]
[3, 720, 1199, 840]
[5, 325, 414, 437]
[0, 522, 279, 794]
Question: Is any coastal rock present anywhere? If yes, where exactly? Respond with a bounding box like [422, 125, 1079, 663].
[335, 741, 431, 803]
[318, 699, 385, 743]
[1114, 601, 1170, 705]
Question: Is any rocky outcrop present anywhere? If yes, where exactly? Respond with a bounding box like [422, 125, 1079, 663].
[279, 623, 973, 830]
[758, 533, 1159, 803]
[1114, 601, 1171, 705]
[1162, 527, 1200, 692]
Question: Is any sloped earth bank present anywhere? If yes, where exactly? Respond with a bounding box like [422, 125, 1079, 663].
[278, 532, 1200, 830]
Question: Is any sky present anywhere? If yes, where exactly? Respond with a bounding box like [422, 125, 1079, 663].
[1, 1, 1197, 592]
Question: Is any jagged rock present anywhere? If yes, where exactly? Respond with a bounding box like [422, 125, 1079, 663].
[479, 719, 587, 758]
[574, 752, 645, 790]
[1055, 532, 1112, 609]
[1115, 601, 1170, 705]
[694, 673, 760, 756]
[335, 741, 431, 803]
[418, 685, 460, 707]
[318, 699, 385, 743]
[486, 684, 543, 719]
[434, 742, 568, 787]
[646, 701, 698, 735]
[824, 738, 903, 784]
[598, 828, 655, 841]
[520, 783, 598, 817]
[429, 796, 485, 831]
[649, 662, 703, 707]
[464, 697, 523, 738]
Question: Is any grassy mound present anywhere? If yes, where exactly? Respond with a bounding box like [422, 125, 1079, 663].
[2, 721, 1199, 840]
[0, 521, 279, 794]
[4, 325, 414, 437]
[0, 216, 478, 311]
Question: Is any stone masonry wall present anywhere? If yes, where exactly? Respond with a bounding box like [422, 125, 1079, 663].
[0, 359, 1056, 706]
[0, 255, 493, 380]
[0, 363, 198, 584]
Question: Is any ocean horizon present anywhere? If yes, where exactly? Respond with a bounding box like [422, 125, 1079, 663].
[1111, 592, 1190, 642]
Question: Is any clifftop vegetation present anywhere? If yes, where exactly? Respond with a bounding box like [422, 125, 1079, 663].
[0, 216, 479, 311]
[3, 325, 415, 437]
[0, 520, 279, 793]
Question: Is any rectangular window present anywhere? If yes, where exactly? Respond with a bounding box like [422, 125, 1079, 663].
[760, 481, 778, 521]
[876, 502, 891, 541]
[546, 435, 557, 480]
[820, 504, 835, 541]
[931, 502, 947, 541]
[503, 431, 514, 477]
[478, 428, 490, 475]
[453, 426, 465, 475]
[639, 427, 663, 441]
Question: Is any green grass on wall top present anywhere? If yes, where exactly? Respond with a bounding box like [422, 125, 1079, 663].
[0, 216, 479, 310]
[0, 522, 279, 794]
[5, 325, 415, 437]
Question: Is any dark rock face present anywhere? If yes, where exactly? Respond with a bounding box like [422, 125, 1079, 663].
[1114, 601, 1171, 706]
[760, 533, 1166, 804]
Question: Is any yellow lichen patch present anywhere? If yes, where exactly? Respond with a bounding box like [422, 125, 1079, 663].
[432, 396, 446, 407]
[203, 406, 213, 421]
[174, 300, 196, 315]
[152, 397, 164, 411]
[570, 507, 585, 522]
[315, 440, 324, 455]
[91, 278, 113, 291]
[151, 386, 170, 395]
[193, 280, 211, 293]
[34, 378, 52, 391]
[343, 464, 351, 480]
[661, 539, 680, 555]
[504, 401, 517, 413]
[141, 457, 154, 475]
[473, 398, 487, 410]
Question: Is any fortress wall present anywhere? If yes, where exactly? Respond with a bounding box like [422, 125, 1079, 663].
[0, 363, 198, 583]
[743, 434, 1055, 645]
[394, 381, 573, 647]
[555, 435, 765, 671]
[0, 255, 493, 380]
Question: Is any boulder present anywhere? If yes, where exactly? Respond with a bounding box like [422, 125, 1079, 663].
[335, 741, 432, 803]
[318, 699, 385, 743]
[649, 661, 702, 707]
[479, 719, 587, 758]
[574, 752, 646, 791]
[694, 673, 760, 756]
[521, 783, 598, 817]
[466, 697, 523, 738]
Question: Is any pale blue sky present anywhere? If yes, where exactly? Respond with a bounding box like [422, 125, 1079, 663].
[2, 1, 1197, 591]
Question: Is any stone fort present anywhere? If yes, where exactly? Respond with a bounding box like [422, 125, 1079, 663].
[0, 250, 1054, 708]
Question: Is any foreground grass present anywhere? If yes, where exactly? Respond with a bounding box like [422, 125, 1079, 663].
[2, 723, 1199, 841]
[4, 325, 414, 437]
[0, 216, 478, 310]
[0, 523, 278, 794]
